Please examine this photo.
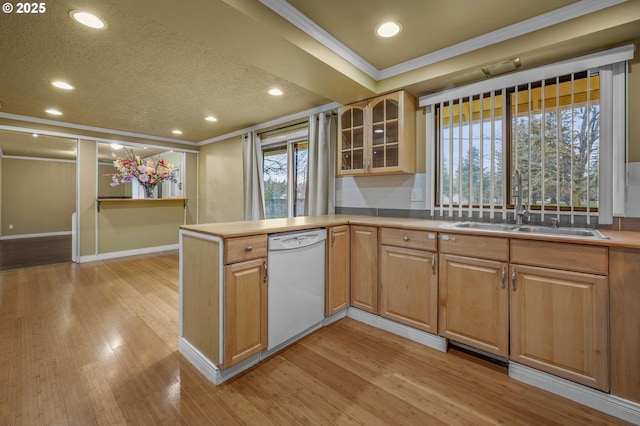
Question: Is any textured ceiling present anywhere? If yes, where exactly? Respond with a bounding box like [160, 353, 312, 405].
[0, 0, 638, 161]
[286, 0, 579, 70]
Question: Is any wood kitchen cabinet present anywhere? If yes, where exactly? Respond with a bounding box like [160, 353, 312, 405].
[609, 247, 640, 403]
[439, 254, 509, 357]
[223, 257, 267, 367]
[350, 225, 378, 313]
[380, 228, 438, 333]
[510, 240, 609, 392]
[326, 225, 350, 316]
[338, 90, 416, 176]
[438, 234, 510, 357]
[181, 233, 267, 370]
[222, 235, 267, 368]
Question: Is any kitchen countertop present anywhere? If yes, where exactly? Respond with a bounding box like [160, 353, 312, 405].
[180, 214, 640, 249]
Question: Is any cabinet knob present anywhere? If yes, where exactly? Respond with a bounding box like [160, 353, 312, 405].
[246, 245, 253, 252]
[403, 235, 409, 242]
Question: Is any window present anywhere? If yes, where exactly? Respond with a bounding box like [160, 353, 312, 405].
[511, 73, 599, 211]
[263, 139, 308, 218]
[435, 72, 601, 219]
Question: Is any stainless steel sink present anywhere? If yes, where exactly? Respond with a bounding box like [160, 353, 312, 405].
[443, 221, 608, 239]
[444, 221, 518, 232]
[515, 226, 607, 239]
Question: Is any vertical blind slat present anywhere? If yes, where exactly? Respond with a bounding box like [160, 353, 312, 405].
[570, 73, 575, 225]
[458, 98, 463, 218]
[479, 93, 484, 219]
[490, 92, 495, 219]
[448, 100, 454, 217]
[555, 76, 561, 221]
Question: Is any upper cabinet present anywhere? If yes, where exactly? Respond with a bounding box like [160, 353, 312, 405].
[338, 90, 416, 176]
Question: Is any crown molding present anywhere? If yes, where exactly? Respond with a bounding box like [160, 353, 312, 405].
[197, 101, 341, 145]
[258, 0, 378, 79]
[260, 0, 628, 82]
[0, 112, 199, 146]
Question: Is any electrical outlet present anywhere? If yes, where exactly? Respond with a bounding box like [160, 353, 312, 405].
[410, 189, 423, 202]
[8, 224, 13, 230]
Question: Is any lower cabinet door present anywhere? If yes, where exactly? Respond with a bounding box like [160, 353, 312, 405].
[509, 264, 609, 391]
[350, 225, 378, 313]
[380, 245, 438, 333]
[326, 225, 350, 316]
[223, 258, 267, 368]
[439, 254, 509, 357]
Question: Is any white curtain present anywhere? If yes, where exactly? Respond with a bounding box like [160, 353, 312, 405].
[242, 131, 265, 220]
[598, 61, 627, 224]
[305, 112, 337, 216]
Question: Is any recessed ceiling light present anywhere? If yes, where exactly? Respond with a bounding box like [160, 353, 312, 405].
[268, 88, 284, 96]
[376, 21, 401, 38]
[70, 10, 106, 29]
[172, 130, 183, 135]
[205, 115, 218, 122]
[45, 108, 63, 116]
[51, 81, 74, 90]
[111, 143, 122, 150]
[32, 133, 38, 137]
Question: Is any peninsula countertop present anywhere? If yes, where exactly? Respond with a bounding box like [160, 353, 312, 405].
[180, 214, 640, 249]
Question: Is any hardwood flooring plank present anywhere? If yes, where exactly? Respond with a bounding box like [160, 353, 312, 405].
[0, 252, 632, 425]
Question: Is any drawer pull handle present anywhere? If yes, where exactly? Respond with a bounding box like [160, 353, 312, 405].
[440, 234, 456, 242]
[246, 245, 253, 252]
[403, 235, 409, 242]
[511, 267, 517, 291]
[501, 265, 506, 289]
[431, 253, 436, 275]
[263, 261, 268, 283]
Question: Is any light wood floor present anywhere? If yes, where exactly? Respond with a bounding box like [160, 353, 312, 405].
[0, 252, 630, 425]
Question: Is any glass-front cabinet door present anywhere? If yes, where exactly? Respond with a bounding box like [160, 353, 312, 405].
[339, 103, 366, 174]
[337, 90, 415, 176]
[370, 96, 400, 170]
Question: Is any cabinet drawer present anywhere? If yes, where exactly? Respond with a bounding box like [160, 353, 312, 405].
[511, 239, 607, 275]
[380, 227, 437, 251]
[438, 233, 509, 262]
[224, 235, 267, 264]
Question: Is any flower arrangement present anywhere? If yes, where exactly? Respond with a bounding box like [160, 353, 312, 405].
[109, 148, 180, 198]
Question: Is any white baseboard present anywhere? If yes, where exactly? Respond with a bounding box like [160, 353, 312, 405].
[323, 308, 348, 326]
[0, 231, 72, 240]
[78, 244, 178, 263]
[178, 338, 222, 385]
[509, 362, 640, 424]
[347, 307, 447, 353]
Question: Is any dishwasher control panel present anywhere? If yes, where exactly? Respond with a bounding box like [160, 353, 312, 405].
[268, 228, 326, 251]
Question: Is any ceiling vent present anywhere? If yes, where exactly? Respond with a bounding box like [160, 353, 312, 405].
[481, 57, 521, 78]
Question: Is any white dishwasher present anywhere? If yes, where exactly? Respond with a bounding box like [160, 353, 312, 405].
[267, 228, 326, 350]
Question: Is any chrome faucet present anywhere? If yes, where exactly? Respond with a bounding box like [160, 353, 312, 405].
[514, 169, 530, 225]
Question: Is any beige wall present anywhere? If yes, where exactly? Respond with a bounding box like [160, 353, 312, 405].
[98, 163, 129, 198]
[0, 158, 3, 233]
[1, 158, 76, 237]
[185, 152, 198, 224]
[628, 56, 640, 162]
[78, 140, 97, 257]
[97, 199, 184, 253]
[198, 136, 244, 223]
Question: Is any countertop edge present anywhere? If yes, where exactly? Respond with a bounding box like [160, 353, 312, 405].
[180, 215, 640, 249]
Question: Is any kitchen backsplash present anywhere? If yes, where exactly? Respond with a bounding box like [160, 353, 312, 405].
[336, 163, 640, 229]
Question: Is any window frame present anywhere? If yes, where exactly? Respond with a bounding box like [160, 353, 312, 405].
[261, 129, 308, 218]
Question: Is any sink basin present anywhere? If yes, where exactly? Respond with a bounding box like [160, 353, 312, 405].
[444, 221, 518, 232]
[442, 221, 608, 239]
[515, 226, 607, 239]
